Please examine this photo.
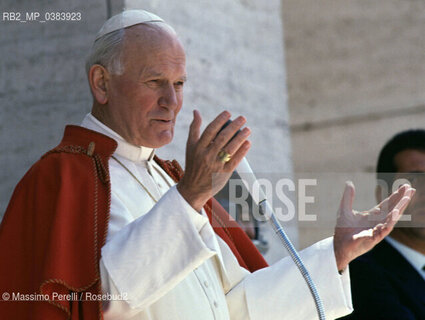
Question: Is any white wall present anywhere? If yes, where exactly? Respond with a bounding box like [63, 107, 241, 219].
[282, 0, 425, 248]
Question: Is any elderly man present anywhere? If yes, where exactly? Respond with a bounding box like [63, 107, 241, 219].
[0, 10, 415, 320]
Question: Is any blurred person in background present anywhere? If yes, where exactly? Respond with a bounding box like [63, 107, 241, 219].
[339, 129, 425, 320]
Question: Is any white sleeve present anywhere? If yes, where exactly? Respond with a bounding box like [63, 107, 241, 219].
[100, 185, 216, 315]
[224, 237, 353, 320]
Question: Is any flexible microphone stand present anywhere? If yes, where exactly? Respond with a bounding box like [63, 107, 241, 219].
[237, 157, 326, 320]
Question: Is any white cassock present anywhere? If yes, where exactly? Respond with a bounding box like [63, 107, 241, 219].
[81, 113, 353, 320]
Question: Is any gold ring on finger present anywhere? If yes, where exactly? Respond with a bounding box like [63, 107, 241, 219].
[218, 150, 232, 163]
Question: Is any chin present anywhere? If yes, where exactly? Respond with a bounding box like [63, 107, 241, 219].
[149, 131, 174, 148]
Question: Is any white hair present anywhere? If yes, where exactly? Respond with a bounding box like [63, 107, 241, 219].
[85, 28, 125, 76]
[85, 22, 177, 77]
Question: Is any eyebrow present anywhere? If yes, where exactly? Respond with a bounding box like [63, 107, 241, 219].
[139, 68, 187, 82]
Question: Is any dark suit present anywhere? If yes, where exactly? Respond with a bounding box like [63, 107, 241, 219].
[339, 239, 425, 320]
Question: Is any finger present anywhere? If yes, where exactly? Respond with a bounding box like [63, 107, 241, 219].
[409, 187, 417, 202]
[187, 110, 202, 147]
[223, 140, 251, 171]
[354, 188, 416, 243]
[377, 184, 409, 214]
[221, 127, 251, 155]
[384, 190, 414, 228]
[382, 209, 402, 233]
[369, 223, 390, 243]
[209, 116, 247, 153]
[339, 181, 355, 214]
[361, 187, 414, 230]
[392, 187, 415, 214]
[198, 111, 231, 148]
[375, 184, 408, 213]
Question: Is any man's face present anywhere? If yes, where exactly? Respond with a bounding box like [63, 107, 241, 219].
[104, 25, 186, 148]
[393, 149, 425, 238]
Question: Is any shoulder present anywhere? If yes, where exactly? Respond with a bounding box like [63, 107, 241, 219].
[17, 143, 97, 194]
[5, 125, 117, 216]
[21, 125, 117, 186]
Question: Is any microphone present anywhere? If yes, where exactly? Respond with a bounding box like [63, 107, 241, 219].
[220, 119, 326, 320]
[236, 159, 326, 320]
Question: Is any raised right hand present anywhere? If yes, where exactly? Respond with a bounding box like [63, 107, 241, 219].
[177, 110, 251, 211]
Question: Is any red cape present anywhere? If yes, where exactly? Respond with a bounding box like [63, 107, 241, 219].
[0, 125, 267, 319]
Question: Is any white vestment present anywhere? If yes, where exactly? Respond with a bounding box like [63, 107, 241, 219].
[81, 113, 353, 320]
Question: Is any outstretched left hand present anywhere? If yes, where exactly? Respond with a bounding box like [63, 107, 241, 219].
[333, 182, 415, 272]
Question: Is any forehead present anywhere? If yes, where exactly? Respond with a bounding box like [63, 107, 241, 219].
[121, 24, 186, 75]
[394, 149, 425, 172]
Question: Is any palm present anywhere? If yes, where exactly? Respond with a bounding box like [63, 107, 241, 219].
[333, 182, 414, 271]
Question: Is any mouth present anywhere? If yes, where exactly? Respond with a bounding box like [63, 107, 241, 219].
[152, 119, 174, 126]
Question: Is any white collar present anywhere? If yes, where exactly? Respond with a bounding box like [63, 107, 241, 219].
[81, 113, 155, 163]
[386, 236, 425, 279]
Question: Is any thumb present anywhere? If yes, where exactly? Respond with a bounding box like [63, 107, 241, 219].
[339, 181, 355, 214]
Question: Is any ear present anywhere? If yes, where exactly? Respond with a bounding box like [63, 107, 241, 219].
[88, 64, 110, 104]
[375, 185, 383, 204]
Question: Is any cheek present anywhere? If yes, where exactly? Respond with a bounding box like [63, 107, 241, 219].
[175, 94, 184, 114]
[108, 82, 136, 110]
[128, 92, 159, 118]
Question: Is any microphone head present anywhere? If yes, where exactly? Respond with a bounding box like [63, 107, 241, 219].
[236, 157, 267, 205]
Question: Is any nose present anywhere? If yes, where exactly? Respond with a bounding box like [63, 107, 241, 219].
[158, 83, 178, 110]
